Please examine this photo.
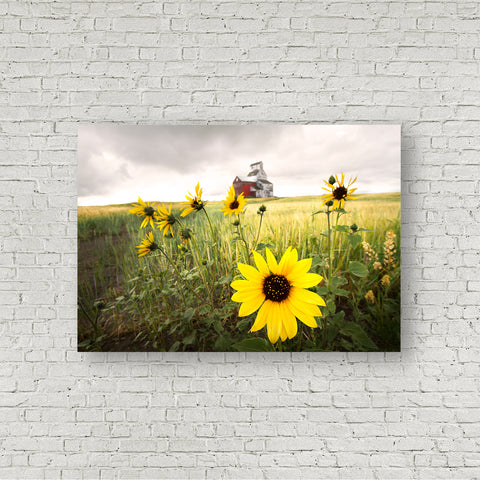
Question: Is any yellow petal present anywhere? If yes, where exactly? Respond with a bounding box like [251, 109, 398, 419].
[232, 290, 264, 303]
[280, 324, 288, 342]
[285, 298, 319, 328]
[279, 247, 298, 275]
[280, 302, 297, 339]
[238, 294, 264, 317]
[267, 302, 281, 344]
[265, 248, 279, 274]
[237, 263, 265, 283]
[288, 258, 312, 279]
[138, 197, 146, 206]
[250, 300, 270, 332]
[252, 251, 270, 276]
[291, 287, 326, 306]
[231, 279, 257, 291]
[140, 217, 148, 228]
[289, 272, 323, 289]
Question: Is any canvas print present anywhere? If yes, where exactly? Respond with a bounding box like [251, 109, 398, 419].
[78, 125, 401, 352]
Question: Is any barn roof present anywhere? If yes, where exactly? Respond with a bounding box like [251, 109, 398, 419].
[234, 175, 257, 183]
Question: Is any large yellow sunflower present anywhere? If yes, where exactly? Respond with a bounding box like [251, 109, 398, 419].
[135, 231, 158, 257]
[321, 172, 357, 210]
[221, 186, 246, 217]
[231, 247, 325, 344]
[129, 197, 158, 228]
[156, 203, 177, 237]
[180, 182, 204, 217]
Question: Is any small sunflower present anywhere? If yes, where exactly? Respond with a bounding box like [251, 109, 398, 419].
[231, 247, 326, 344]
[129, 197, 158, 228]
[180, 182, 204, 217]
[221, 186, 246, 217]
[156, 204, 177, 237]
[135, 231, 159, 257]
[321, 172, 357, 210]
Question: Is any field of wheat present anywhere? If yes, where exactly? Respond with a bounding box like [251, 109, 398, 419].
[78, 192, 400, 352]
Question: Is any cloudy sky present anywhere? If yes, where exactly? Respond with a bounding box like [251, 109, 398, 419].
[78, 124, 400, 206]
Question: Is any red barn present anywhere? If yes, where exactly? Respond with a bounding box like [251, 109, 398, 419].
[232, 162, 273, 198]
[233, 176, 257, 198]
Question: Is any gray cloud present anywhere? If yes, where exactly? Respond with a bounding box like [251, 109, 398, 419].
[78, 125, 400, 205]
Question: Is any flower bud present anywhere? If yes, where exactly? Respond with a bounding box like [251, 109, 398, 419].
[350, 223, 358, 232]
[328, 175, 336, 185]
[258, 204, 267, 214]
[232, 219, 240, 226]
[326, 200, 334, 207]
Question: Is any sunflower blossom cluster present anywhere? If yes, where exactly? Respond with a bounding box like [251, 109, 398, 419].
[231, 247, 325, 344]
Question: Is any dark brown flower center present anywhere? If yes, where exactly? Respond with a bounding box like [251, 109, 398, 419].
[229, 200, 239, 210]
[192, 199, 203, 210]
[263, 274, 291, 302]
[166, 214, 176, 225]
[144, 206, 155, 217]
[333, 186, 348, 200]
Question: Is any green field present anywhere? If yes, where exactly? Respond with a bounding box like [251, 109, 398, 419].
[78, 193, 400, 352]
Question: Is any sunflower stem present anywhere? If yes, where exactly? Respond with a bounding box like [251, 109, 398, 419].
[326, 205, 333, 295]
[202, 208, 216, 241]
[253, 211, 264, 250]
[237, 214, 251, 262]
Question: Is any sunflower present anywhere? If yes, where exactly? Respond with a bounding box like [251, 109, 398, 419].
[221, 186, 246, 217]
[135, 231, 158, 257]
[321, 172, 357, 210]
[180, 182, 204, 217]
[231, 247, 325, 344]
[129, 197, 158, 228]
[156, 204, 177, 237]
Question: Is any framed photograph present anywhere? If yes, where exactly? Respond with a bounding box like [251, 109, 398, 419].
[78, 125, 401, 352]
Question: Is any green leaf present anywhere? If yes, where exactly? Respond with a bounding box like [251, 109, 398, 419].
[332, 225, 350, 233]
[332, 288, 349, 297]
[348, 234, 362, 249]
[182, 330, 196, 346]
[340, 323, 377, 351]
[213, 320, 224, 333]
[332, 276, 347, 288]
[232, 338, 274, 352]
[316, 285, 328, 295]
[348, 261, 369, 278]
[181, 307, 195, 322]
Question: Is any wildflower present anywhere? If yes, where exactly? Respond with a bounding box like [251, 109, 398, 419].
[231, 247, 325, 344]
[180, 228, 192, 245]
[362, 241, 378, 263]
[373, 261, 382, 272]
[129, 197, 158, 228]
[156, 204, 177, 237]
[321, 172, 357, 210]
[135, 231, 158, 257]
[180, 182, 204, 217]
[383, 230, 397, 270]
[221, 186, 246, 217]
[365, 290, 375, 304]
[381, 274, 391, 288]
[257, 204, 267, 214]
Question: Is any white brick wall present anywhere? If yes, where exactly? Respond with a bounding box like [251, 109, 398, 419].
[1, 1, 479, 478]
